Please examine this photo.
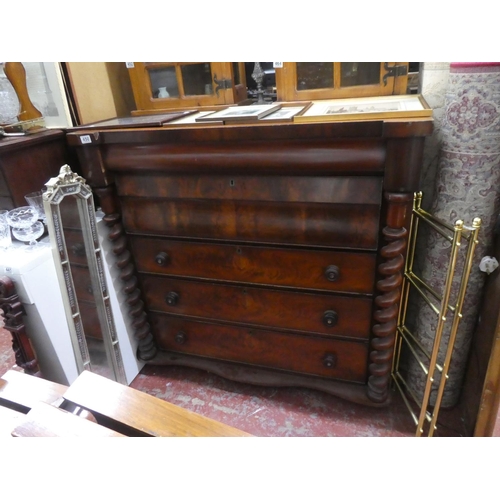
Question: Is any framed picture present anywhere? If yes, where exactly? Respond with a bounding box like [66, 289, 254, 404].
[294, 95, 432, 123]
[71, 110, 197, 130]
[195, 104, 282, 122]
[22, 62, 74, 128]
[165, 110, 224, 127]
[260, 103, 312, 122]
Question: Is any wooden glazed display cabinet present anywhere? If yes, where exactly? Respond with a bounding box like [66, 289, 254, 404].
[275, 62, 410, 102]
[66, 114, 433, 406]
[127, 62, 248, 115]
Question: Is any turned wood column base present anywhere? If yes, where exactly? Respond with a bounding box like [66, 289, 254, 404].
[367, 192, 412, 403]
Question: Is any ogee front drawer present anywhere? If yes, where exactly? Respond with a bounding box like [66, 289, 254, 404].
[121, 198, 381, 250]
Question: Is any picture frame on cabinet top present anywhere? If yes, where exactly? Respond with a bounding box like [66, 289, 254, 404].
[70, 110, 197, 130]
[195, 104, 282, 122]
[294, 95, 432, 123]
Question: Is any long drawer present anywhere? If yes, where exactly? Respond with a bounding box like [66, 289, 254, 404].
[121, 198, 381, 250]
[115, 174, 383, 204]
[129, 236, 377, 294]
[139, 275, 373, 340]
[151, 315, 369, 383]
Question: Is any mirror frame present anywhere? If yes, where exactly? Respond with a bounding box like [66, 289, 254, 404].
[43, 164, 126, 383]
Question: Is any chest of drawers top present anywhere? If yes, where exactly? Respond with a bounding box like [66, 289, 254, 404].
[66, 118, 433, 191]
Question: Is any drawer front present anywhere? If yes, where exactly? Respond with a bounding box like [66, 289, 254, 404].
[151, 315, 369, 383]
[130, 236, 376, 294]
[116, 174, 383, 205]
[121, 198, 381, 250]
[140, 275, 373, 339]
[105, 139, 386, 175]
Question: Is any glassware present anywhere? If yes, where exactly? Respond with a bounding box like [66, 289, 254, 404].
[6, 206, 42, 251]
[11, 221, 45, 250]
[25, 190, 46, 221]
[0, 210, 12, 250]
[0, 63, 20, 125]
[6, 206, 38, 228]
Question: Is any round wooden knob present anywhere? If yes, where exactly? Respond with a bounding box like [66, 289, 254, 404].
[323, 353, 337, 368]
[155, 252, 169, 266]
[165, 291, 179, 306]
[175, 331, 187, 344]
[324, 265, 340, 282]
[323, 310, 338, 327]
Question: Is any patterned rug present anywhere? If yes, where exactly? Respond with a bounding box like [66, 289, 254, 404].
[407, 63, 500, 407]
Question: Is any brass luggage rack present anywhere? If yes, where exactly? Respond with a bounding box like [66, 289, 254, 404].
[392, 192, 481, 437]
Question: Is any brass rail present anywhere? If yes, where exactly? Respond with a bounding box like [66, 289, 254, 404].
[392, 192, 481, 437]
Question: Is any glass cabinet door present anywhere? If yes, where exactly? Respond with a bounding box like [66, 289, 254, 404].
[147, 62, 213, 98]
[276, 63, 409, 101]
[339, 62, 381, 87]
[128, 62, 247, 113]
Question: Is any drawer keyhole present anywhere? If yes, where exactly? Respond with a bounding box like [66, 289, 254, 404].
[230, 179, 235, 187]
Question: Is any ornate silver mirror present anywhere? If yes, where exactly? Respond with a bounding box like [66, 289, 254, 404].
[43, 164, 126, 383]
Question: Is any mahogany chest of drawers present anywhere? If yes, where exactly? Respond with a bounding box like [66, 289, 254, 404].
[67, 117, 433, 406]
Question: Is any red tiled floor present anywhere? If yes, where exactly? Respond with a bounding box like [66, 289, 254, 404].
[129, 363, 418, 437]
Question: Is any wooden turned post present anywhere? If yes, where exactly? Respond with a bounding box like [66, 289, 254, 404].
[367, 192, 412, 403]
[94, 186, 158, 361]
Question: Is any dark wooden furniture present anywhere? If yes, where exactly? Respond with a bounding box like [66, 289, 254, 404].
[1, 369, 251, 437]
[0, 129, 70, 210]
[0, 276, 40, 376]
[66, 116, 433, 406]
